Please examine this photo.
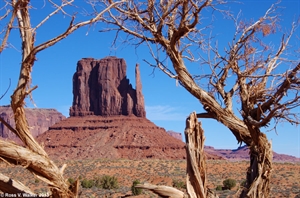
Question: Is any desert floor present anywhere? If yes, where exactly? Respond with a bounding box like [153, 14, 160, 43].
[0, 159, 299, 198]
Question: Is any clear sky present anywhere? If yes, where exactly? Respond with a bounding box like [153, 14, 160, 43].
[0, 0, 299, 158]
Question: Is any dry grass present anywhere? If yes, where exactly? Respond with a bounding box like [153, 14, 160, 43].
[0, 159, 299, 197]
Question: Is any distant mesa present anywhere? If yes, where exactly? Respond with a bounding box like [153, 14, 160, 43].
[204, 145, 300, 162]
[0, 106, 65, 140]
[166, 130, 183, 141]
[70, 57, 146, 117]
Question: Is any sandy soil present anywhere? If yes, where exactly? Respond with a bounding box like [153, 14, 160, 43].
[0, 159, 299, 198]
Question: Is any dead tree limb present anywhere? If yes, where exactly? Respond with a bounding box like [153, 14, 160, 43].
[0, 173, 35, 195]
[0, 139, 74, 197]
[185, 112, 219, 198]
[0, 79, 11, 100]
[136, 183, 188, 198]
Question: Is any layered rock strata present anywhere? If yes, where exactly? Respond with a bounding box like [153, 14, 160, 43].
[37, 116, 186, 160]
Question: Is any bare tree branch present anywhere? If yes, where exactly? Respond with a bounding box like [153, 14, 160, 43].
[0, 78, 11, 100]
[0, 5, 16, 53]
[32, 0, 125, 54]
[0, 172, 35, 194]
[0, 117, 17, 135]
[32, 0, 74, 32]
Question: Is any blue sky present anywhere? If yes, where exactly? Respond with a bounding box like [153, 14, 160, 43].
[0, 0, 299, 158]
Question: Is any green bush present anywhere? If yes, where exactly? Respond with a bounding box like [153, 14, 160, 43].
[223, 178, 236, 190]
[240, 180, 247, 187]
[81, 178, 94, 188]
[131, 180, 143, 195]
[97, 175, 118, 189]
[68, 178, 75, 185]
[172, 179, 186, 189]
[215, 185, 222, 191]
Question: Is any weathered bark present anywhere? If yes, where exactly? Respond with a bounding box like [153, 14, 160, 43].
[136, 183, 188, 198]
[11, 0, 47, 157]
[239, 130, 273, 198]
[185, 112, 218, 198]
[0, 139, 76, 197]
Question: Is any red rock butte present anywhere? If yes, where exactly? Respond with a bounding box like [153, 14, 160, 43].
[37, 57, 187, 160]
[70, 57, 146, 117]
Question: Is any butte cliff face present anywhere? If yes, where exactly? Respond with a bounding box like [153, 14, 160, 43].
[70, 57, 146, 117]
[0, 105, 65, 139]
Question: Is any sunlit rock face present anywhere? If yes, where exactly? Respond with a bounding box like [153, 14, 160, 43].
[70, 57, 146, 117]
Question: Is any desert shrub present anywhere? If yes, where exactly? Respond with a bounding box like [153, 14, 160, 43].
[240, 179, 247, 187]
[172, 179, 186, 189]
[215, 185, 222, 191]
[97, 175, 119, 189]
[223, 178, 236, 190]
[81, 178, 94, 188]
[131, 180, 143, 195]
[68, 178, 75, 185]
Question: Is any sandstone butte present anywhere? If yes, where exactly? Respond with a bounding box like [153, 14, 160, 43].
[36, 56, 217, 160]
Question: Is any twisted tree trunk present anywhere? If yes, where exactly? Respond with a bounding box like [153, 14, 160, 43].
[239, 130, 273, 198]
